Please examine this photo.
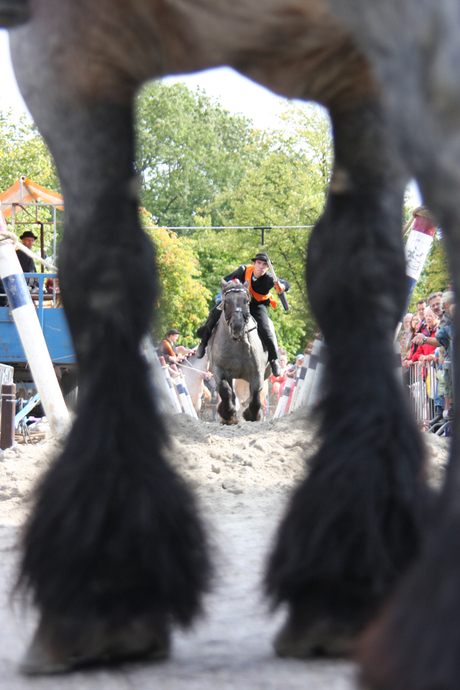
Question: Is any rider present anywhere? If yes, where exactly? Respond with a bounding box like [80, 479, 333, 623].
[195, 252, 289, 377]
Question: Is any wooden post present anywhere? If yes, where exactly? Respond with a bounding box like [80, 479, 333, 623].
[1, 382, 16, 449]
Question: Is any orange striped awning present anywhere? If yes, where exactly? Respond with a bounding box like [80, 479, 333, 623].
[0, 177, 64, 218]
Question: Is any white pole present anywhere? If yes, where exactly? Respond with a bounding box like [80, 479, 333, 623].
[296, 338, 323, 408]
[273, 376, 294, 419]
[0, 223, 69, 436]
[290, 355, 310, 411]
[157, 356, 182, 413]
[141, 338, 178, 414]
[307, 341, 327, 407]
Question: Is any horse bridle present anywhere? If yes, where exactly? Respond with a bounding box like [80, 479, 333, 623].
[222, 287, 251, 340]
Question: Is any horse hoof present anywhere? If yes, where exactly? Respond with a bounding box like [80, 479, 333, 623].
[242, 407, 263, 422]
[273, 613, 356, 658]
[219, 416, 238, 425]
[20, 615, 170, 674]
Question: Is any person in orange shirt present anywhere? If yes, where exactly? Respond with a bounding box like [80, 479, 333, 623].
[157, 328, 180, 365]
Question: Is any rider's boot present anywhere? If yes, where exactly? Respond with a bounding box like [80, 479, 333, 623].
[271, 359, 281, 377]
[265, 336, 281, 377]
[195, 307, 221, 359]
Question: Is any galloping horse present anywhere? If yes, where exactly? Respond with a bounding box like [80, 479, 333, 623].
[207, 279, 268, 423]
[5, 0, 460, 685]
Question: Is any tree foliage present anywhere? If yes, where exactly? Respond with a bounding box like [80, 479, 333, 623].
[135, 82, 265, 228]
[4, 91, 435, 358]
[0, 110, 61, 259]
[0, 111, 58, 190]
[191, 105, 333, 358]
[141, 211, 211, 345]
[409, 233, 451, 309]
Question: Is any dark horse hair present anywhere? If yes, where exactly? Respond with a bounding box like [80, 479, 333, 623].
[5, 0, 460, 684]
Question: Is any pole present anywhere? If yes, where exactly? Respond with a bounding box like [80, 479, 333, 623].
[1, 382, 16, 449]
[0, 213, 69, 436]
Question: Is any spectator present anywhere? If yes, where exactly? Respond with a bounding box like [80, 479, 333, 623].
[287, 354, 305, 378]
[157, 328, 180, 365]
[17, 230, 39, 290]
[427, 291, 443, 321]
[415, 295, 455, 420]
[413, 295, 455, 422]
[400, 313, 413, 364]
[407, 307, 439, 367]
[439, 290, 455, 327]
[269, 353, 289, 409]
[0, 230, 39, 304]
[416, 299, 427, 322]
[44, 277, 62, 307]
[402, 313, 421, 368]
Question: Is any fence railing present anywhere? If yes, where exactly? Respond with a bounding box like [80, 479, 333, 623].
[408, 360, 438, 429]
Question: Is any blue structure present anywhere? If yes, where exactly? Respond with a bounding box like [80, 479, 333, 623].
[0, 273, 75, 365]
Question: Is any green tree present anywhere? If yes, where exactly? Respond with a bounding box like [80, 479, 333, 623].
[191, 105, 333, 358]
[0, 111, 59, 190]
[0, 110, 61, 259]
[141, 211, 211, 344]
[409, 233, 451, 309]
[135, 82, 265, 229]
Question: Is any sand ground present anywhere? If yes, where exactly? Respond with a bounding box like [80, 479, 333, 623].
[0, 409, 450, 689]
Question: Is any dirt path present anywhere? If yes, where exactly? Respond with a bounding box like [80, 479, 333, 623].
[0, 410, 449, 688]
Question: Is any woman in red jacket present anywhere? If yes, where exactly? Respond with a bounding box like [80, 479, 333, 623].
[406, 308, 439, 366]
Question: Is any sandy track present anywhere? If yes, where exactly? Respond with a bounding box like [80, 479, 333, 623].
[0, 409, 449, 688]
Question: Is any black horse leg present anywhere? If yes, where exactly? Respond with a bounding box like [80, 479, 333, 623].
[266, 102, 430, 657]
[13, 95, 211, 673]
[216, 376, 239, 424]
[356, 173, 460, 689]
[242, 376, 264, 422]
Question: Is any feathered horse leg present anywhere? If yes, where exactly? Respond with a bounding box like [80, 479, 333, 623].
[266, 102, 431, 658]
[10, 41, 211, 675]
[356, 210, 460, 690]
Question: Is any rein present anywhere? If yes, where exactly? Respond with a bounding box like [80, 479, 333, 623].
[176, 350, 208, 378]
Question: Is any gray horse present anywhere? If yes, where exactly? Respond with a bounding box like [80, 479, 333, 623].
[207, 279, 269, 423]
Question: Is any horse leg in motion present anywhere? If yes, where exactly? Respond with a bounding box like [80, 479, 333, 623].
[266, 102, 430, 657]
[9, 25, 211, 675]
[211, 365, 238, 424]
[242, 371, 265, 422]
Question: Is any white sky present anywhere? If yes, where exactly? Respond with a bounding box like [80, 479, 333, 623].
[0, 29, 422, 205]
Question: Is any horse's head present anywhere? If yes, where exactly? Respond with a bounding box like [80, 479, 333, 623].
[220, 278, 251, 340]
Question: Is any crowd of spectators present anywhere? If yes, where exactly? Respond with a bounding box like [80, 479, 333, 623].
[400, 289, 455, 433]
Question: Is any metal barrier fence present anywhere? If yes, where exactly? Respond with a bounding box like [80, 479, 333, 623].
[408, 361, 438, 429]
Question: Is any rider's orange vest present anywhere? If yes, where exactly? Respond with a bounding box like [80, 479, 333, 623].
[244, 265, 277, 308]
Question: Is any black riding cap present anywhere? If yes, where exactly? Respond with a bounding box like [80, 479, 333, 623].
[20, 230, 37, 240]
[251, 252, 269, 263]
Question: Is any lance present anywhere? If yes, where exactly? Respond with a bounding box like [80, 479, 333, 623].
[266, 255, 289, 312]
